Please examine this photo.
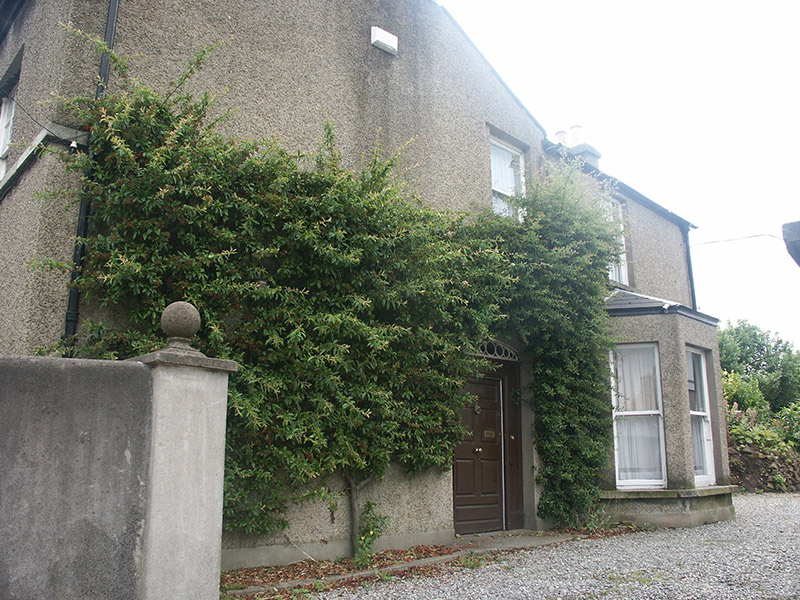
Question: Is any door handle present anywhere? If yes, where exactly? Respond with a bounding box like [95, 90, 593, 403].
[474, 447, 483, 454]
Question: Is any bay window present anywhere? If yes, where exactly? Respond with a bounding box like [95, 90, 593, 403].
[687, 349, 715, 486]
[611, 344, 667, 488]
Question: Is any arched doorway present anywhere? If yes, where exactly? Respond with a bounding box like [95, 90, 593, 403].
[453, 342, 524, 534]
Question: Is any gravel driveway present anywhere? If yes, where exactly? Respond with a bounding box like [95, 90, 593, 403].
[318, 493, 800, 599]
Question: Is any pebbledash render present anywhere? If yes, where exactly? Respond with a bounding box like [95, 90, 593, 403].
[0, 0, 734, 569]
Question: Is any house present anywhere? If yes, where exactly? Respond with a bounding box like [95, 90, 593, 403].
[784, 221, 800, 267]
[0, 0, 734, 568]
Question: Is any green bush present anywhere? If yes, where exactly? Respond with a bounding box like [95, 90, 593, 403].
[722, 370, 769, 417]
[778, 401, 800, 448]
[727, 402, 792, 456]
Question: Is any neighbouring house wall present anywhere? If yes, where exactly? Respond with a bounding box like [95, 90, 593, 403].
[0, 356, 152, 600]
[221, 464, 455, 570]
[624, 198, 693, 307]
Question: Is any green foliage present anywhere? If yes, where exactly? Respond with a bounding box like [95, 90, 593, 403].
[353, 501, 389, 568]
[778, 402, 800, 448]
[719, 320, 800, 412]
[483, 165, 618, 524]
[721, 370, 769, 417]
[727, 402, 792, 456]
[57, 47, 617, 532]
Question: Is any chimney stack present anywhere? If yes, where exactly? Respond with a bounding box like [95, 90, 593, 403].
[555, 124, 601, 169]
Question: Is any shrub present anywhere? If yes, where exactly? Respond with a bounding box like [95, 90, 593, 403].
[778, 401, 800, 448]
[722, 370, 769, 417]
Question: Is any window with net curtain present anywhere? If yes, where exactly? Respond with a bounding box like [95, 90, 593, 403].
[490, 139, 523, 218]
[611, 344, 667, 487]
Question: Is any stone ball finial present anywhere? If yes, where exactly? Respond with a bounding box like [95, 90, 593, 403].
[161, 301, 201, 344]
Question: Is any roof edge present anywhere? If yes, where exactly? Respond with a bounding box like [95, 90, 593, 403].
[543, 139, 696, 231]
[437, 4, 548, 138]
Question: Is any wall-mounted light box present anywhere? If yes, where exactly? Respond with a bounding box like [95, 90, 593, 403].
[371, 26, 398, 55]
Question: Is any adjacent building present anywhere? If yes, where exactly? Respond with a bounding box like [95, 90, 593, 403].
[0, 0, 734, 568]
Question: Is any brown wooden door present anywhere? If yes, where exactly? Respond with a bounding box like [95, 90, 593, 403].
[454, 378, 503, 534]
[453, 362, 523, 535]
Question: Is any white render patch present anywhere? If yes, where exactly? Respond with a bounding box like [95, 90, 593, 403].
[371, 26, 398, 55]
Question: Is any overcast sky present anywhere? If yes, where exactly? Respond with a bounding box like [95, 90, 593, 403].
[439, 0, 800, 348]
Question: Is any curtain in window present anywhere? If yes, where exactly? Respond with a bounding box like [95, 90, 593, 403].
[691, 415, 707, 475]
[490, 143, 518, 196]
[616, 346, 659, 412]
[616, 415, 664, 480]
[687, 352, 707, 412]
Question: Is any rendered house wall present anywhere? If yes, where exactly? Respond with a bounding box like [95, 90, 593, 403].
[108, 0, 546, 213]
[1, 0, 547, 352]
[623, 196, 694, 307]
[0, 151, 79, 354]
[0, 0, 105, 354]
[221, 465, 456, 569]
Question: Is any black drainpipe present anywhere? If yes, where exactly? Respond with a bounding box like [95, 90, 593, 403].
[63, 0, 119, 352]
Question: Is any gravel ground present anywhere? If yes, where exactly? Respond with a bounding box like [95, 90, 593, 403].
[317, 493, 800, 600]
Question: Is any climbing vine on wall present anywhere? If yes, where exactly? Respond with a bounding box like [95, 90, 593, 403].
[57, 46, 618, 532]
[483, 169, 619, 524]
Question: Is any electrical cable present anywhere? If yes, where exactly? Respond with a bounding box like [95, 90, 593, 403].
[692, 233, 781, 247]
[8, 96, 84, 144]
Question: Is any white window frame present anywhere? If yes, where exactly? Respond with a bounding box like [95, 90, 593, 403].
[687, 348, 716, 487]
[610, 343, 667, 489]
[0, 83, 17, 179]
[490, 138, 524, 219]
[603, 197, 628, 285]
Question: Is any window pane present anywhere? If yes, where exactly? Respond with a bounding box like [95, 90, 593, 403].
[616, 415, 664, 481]
[689, 352, 706, 412]
[0, 87, 15, 158]
[492, 194, 513, 217]
[602, 198, 628, 285]
[490, 143, 520, 196]
[692, 415, 707, 476]
[615, 346, 659, 412]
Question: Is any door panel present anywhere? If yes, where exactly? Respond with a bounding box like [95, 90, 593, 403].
[453, 361, 524, 534]
[453, 378, 503, 534]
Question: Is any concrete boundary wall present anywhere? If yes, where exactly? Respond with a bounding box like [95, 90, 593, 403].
[0, 315, 236, 600]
